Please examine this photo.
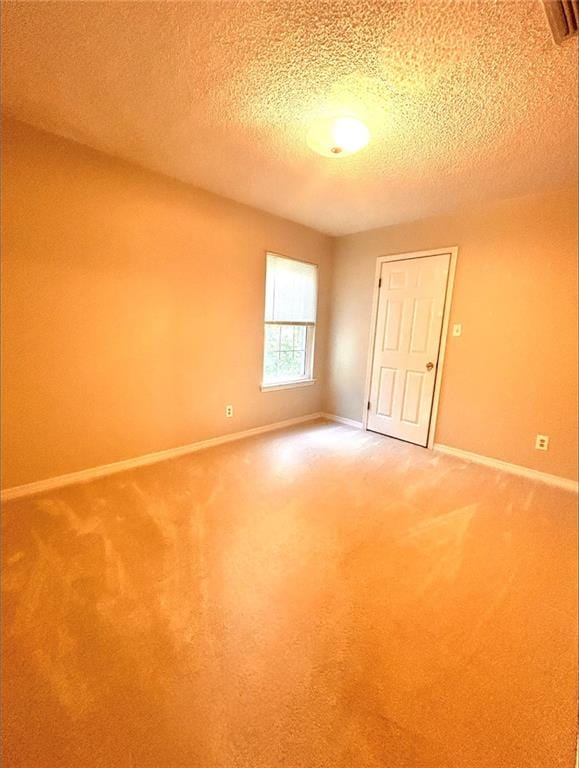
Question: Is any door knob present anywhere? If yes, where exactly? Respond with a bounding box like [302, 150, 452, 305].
[426, 362, 434, 371]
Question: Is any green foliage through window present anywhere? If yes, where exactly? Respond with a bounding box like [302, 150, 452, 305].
[264, 325, 307, 381]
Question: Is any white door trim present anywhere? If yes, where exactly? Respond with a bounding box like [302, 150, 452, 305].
[362, 247, 458, 449]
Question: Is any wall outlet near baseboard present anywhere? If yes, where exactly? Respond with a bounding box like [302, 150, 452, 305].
[535, 434, 549, 451]
[225, 405, 233, 418]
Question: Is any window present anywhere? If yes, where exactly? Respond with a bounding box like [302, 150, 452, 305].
[262, 253, 318, 389]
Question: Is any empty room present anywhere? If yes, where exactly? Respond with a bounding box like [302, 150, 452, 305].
[1, 1, 578, 766]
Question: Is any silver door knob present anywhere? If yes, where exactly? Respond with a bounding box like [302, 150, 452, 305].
[426, 362, 434, 371]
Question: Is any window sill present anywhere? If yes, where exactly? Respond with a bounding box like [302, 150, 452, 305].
[260, 378, 317, 392]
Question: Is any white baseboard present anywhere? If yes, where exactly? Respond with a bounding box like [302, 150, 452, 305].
[321, 413, 363, 429]
[5, 416, 574, 501]
[1, 413, 324, 502]
[434, 443, 578, 493]
[322, 419, 577, 492]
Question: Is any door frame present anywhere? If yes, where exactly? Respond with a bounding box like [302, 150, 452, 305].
[362, 246, 458, 449]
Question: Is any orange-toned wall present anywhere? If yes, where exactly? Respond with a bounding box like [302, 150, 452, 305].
[3, 117, 578, 488]
[326, 187, 579, 481]
[1, 118, 332, 489]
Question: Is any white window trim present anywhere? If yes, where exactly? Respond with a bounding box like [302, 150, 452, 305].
[261, 251, 319, 390]
[260, 378, 317, 392]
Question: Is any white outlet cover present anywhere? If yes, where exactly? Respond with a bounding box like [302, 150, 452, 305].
[452, 323, 462, 337]
[535, 434, 549, 450]
[225, 405, 233, 417]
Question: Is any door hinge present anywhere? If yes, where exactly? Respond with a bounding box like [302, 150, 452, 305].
[378, 278, 382, 288]
[367, 401, 371, 411]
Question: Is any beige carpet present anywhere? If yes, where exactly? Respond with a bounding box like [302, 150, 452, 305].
[2, 420, 577, 767]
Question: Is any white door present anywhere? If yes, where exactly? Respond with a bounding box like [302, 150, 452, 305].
[367, 253, 451, 447]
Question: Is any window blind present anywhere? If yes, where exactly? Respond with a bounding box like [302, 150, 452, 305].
[264, 254, 317, 323]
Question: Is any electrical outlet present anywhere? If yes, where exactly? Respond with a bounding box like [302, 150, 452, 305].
[535, 434, 549, 451]
[452, 323, 462, 337]
[225, 405, 233, 418]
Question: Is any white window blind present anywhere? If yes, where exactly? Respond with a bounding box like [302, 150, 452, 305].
[265, 254, 318, 323]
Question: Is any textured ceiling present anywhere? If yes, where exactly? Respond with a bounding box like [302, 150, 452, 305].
[2, 1, 578, 235]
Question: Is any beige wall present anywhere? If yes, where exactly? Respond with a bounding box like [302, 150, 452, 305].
[326, 187, 579, 481]
[1, 118, 332, 488]
[2, 117, 578, 488]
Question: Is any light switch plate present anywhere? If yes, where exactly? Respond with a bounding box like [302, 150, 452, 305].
[452, 323, 462, 337]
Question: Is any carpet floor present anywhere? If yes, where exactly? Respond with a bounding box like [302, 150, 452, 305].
[2, 420, 577, 767]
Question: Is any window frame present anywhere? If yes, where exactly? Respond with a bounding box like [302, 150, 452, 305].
[260, 252, 318, 391]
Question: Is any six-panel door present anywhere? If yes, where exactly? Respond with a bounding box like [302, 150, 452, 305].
[367, 253, 451, 446]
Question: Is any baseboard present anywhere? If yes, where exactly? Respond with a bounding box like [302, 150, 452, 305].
[434, 443, 578, 493]
[321, 413, 364, 429]
[5, 417, 574, 501]
[322, 420, 577, 492]
[1, 413, 324, 502]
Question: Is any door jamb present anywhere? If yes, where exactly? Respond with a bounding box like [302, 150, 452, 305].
[362, 247, 458, 449]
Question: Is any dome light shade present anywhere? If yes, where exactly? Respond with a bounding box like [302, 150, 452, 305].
[307, 116, 370, 158]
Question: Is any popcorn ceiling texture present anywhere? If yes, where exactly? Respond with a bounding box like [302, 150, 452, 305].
[2, 0, 578, 235]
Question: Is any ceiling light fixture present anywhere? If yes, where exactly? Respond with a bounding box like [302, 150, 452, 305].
[307, 116, 370, 158]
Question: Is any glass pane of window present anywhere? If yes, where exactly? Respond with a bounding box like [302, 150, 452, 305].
[264, 350, 279, 378]
[280, 325, 294, 351]
[263, 323, 311, 384]
[265, 324, 281, 352]
[293, 325, 306, 350]
[292, 350, 306, 375]
[278, 351, 294, 377]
